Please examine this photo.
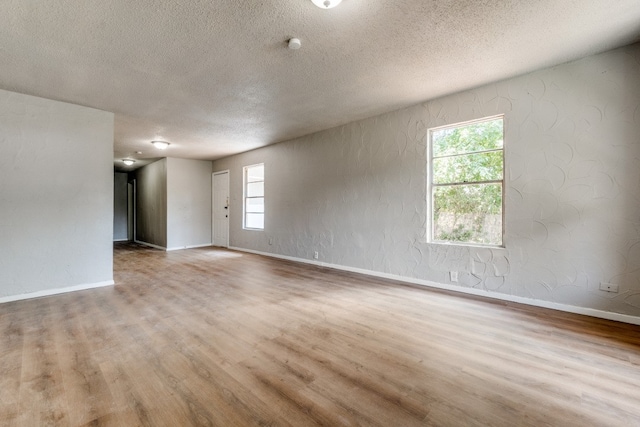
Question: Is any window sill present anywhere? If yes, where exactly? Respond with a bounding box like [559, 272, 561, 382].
[428, 240, 506, 251]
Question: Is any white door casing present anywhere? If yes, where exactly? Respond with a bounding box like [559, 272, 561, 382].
[212, 171, 230, 247]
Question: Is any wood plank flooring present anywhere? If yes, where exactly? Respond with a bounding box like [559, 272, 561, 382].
[1, 242, 640, 426]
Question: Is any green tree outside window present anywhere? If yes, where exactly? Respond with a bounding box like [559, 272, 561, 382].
[429, 117, 504, 246]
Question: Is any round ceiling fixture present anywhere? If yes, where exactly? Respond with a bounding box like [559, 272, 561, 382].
[311, 0, 342, 9]
[122, 159, 136, 166]
[288, 38, 302, 50]
[151, 140, 170, 150]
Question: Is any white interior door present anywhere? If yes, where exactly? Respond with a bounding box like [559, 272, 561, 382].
[212, 171, 230, 247]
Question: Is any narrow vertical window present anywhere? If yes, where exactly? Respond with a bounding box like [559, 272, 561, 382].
[244, 163, 264, 230]
[428, 116, 504, 246]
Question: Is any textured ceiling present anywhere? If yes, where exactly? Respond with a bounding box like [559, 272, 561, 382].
[1, 0, 640, 171]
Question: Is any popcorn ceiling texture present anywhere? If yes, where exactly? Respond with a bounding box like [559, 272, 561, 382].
[213, 43, 640, 318]
[2, 0, 640, 167]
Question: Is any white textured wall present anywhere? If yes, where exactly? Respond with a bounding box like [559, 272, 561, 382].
[0, 89, 114, 299]
[113, 172, 129, 241]
[135, 159, 167, 248]
[167, 158, 212, 250]
[213, 43, 640, 319]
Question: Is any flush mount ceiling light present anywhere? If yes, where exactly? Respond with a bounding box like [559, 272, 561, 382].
[122, 159, 136, 166]
[151, 140, 170, 150]
[311, 0, 342, 9]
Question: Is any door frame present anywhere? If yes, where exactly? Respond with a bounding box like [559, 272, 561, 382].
[127, 178, 137, 242]
[212, 170, 230, 248]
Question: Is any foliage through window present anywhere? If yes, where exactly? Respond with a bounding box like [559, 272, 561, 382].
[429, 116, 504, 246]
[244, 163, 264, 230]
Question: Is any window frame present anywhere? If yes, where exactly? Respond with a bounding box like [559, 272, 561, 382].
[427, 115, 505, 247]
[243, 163, 265, 230]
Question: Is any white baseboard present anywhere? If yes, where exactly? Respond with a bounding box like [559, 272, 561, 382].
[0, 280, 115, 304]
[166, 243, 213, 251]
[229, 246, 640, 326]
[113, 238, 129, 242]
[135, 240, 212, 252]
[134, 240, 167, 251]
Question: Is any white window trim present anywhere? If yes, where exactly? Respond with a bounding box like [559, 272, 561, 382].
[427, 114, 505, 248]
[243, 163, 265, 231]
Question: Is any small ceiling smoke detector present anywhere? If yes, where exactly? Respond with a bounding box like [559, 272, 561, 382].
[311, 0, 342, 8]
[151, 140, 170, 150]
[288, 38, 302, 50]
[123, 159, 136, 166]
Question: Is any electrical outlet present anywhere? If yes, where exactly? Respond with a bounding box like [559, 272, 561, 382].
[313, 251, 319, 260]
[599, 282, 619, 293]
[450, 271, 458, 282]
[268, 237, 273, 245]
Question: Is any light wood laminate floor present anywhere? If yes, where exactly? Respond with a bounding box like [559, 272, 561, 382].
[1, 242, 640, 426]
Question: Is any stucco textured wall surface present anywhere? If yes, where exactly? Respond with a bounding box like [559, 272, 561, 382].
[214, 43, 640, 318]
[0, 89, 114, 298]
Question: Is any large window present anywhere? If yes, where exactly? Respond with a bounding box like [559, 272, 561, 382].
[243, 163, 264, 230]
[428, 116, 504, 246]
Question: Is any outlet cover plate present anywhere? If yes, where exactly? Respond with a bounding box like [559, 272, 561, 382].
[599, 282, 619, 293]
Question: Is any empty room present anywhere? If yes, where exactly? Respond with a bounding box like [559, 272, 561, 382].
[1, 0, 640, 425]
